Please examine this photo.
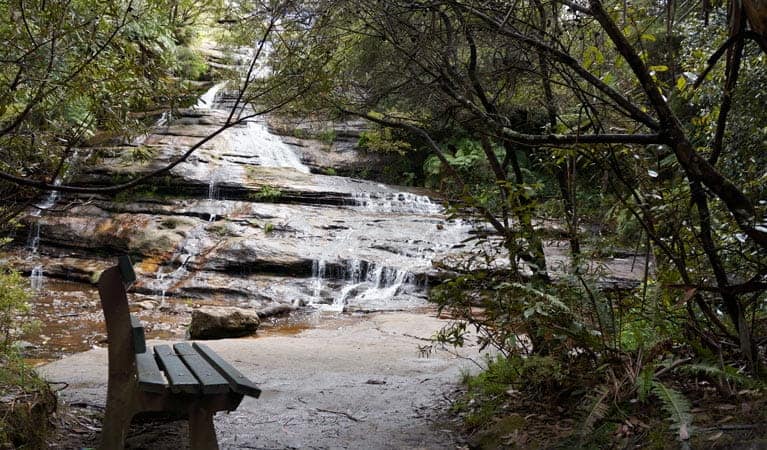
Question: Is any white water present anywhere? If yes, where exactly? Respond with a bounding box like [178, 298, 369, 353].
[195, 81, 227, 110]
[227, 119, 311, 173]
[151, 211, 216, 306]
[194, 81, 311, 174]
[27, 152, 80, 289]
[350, 191, 443, 215]
[30, 265, 44, 290]
[309, 256, 425, 312]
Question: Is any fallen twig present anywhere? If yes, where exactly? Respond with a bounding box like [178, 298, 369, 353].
[316, 408, 361, 422]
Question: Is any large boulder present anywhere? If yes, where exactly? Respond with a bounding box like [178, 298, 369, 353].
[188, 306, 260, 339]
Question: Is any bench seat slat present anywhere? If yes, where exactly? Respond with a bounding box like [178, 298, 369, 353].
[130, 314, 146, 354]
[192, 342, 261, 398]
[135, 351, 167, 393]
[173, 343, 230, 394]
[154, 344, 200, 394]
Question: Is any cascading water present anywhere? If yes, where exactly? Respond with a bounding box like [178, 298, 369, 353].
[153, 228, 205, 306]
[26, 153, 79, 289]
[226, 118, 310, 173]
[144, 79, 311, 302]
[195, 81, 227, 110]
[349, 191, 443, 215]
[305, 197, 457, 312]
[29, 266, 44, 290]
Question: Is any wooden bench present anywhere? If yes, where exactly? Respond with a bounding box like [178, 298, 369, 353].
[97, 256, 260, 450]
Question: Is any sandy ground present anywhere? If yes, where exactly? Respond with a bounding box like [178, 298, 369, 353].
[40, 312, 486, 449]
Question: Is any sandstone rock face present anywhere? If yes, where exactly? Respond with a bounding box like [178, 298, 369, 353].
[9, 86, 649, 320]
[188, 306, 260, 340]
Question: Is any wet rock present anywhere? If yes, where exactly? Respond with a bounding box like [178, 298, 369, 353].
[13, 341, 38, 351]
[256, 304, 297, 319]
[135, 300, 158, 310]
[188, 306, 260, 339]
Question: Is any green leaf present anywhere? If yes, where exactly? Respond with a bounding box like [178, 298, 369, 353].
[649, 65, 669, 72]
[652, 381, 693, 440]
[641, 33, 657, 42]
[577, 386, 610, 439]
[636, 367, 654, 402]
[676, 76, 687, 91]
[583, 46, 605, 68]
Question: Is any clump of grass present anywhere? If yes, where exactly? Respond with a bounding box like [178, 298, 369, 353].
[248, 185, 282, 202]
[317, 129, 336, 144]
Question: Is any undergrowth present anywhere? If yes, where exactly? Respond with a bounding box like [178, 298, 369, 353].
[0, 268, 56, 448]
[433, 273, 767, 448]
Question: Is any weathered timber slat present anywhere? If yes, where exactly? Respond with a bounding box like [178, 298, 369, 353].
[118, 255, 136, 287]
[153, 344, 200, 394]
[193, 342, 261, 398]
[129, 314, 146, 354]
[173, 343, 230, 394]
[99, 257, 258, 449]
[135, 351, 167, 393]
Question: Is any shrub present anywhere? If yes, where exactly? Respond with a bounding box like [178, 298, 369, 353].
[0, 268, 55, 448]
[0, 270, 31, 352]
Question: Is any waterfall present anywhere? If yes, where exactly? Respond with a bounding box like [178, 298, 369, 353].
[227, 119, 310, 173]
[309, 257, 419, 312]
[195, 82, 227, 110]
[151, 222, 208, 305]
[311, 259, 327, 301]
[30, 265, 44, 290]
[26, 223, 41, 254]
[26, 151, 80, 289]
[349, 192, 443, 215]
[149, 84, 229, 302]
[195, 80, 310, 173]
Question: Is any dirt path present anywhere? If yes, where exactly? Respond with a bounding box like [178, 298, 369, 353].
[40, 312, 485, 449]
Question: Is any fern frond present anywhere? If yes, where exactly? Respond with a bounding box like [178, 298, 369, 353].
[636, 367, 654, 402]
[652, 381, 693, 440]
[679, 362, 756, 388]
[577, 386, 610, 440]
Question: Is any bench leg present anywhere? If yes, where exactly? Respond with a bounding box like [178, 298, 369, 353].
[99, 406, 133, 450]
[189, 407, 219, 450]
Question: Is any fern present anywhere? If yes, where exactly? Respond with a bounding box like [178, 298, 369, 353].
[652, 381, 693, 441]
[577, 386, 610, 441]
[679, 362, 756, 388]
[636, 366, 654, 402]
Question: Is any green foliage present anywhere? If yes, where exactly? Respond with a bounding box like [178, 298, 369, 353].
[0, 270, 31, 353]
[206, 222, 230, 237]
[651, 381, 693, 441]
[317, 129, 336, 145]
[250, 186, 282, 202]
[0, 356, 54, 449]
[174, 46, 208, 81]
[358, 129, 411, 154]
[0, 268, 52, 448]
[458, 355, 566, 429]
[576, 386, 610, 441]
[424, 138, 494, 186]
[677, 361, 757, 388]
[122, 146, 159, 164]
[637, 367, 655, 402]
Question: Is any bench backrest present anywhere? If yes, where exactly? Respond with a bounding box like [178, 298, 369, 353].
[98, 257, 140, 384]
